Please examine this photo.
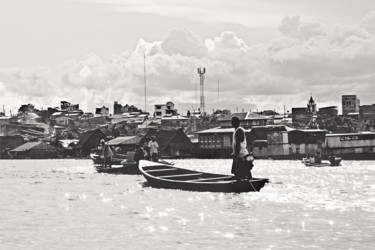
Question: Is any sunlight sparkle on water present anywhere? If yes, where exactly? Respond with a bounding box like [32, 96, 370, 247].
[1, 159, 374, 250]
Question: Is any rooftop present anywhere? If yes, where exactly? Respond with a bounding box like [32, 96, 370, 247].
[218, 112, 268, 121]
[196, 127, 251, 134]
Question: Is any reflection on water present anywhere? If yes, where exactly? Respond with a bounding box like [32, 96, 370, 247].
[0, 159, 374, 249]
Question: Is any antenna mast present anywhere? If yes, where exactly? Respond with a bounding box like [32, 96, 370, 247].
[197, 67, 206, 114]
[217, 79, 220, 108]
[144, 53, 147, 112]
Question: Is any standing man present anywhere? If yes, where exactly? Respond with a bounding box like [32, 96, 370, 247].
[148, 136, 159, 162]
[100, 139, 113, 168]
[231, 116, 252, 181]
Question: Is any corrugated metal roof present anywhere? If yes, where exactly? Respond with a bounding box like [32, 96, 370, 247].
[10, 142, 56, 152]
[11, 142, 41, 151]
[161, 116, 190, 120]
[108, 136, 141, 146]
[217, 112, 269, 121]
[196, 127, 251, 134]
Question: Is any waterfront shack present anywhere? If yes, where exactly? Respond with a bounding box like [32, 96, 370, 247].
[248, 125, 294, 159]
[250, 125, 291, 159]
[161, 115, 190, 128]
[9, 142, 58, 159]
[0, 135, 26, 158]
[288, 129, 327, 158]
[140, 128, 193, 158]
[323, 132, 375, 159]
[107, 136, 142, 154]
[76, 129, 107, 156]
[196, 127, 251, 158]
[217, 112, 270, 129]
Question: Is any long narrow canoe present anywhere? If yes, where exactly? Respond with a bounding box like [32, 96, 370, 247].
[138, 160, 268, 193]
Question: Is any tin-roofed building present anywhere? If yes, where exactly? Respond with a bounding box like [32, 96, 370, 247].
[140, 128, 193, 158]
[9, 142, 58, 159]
[76, 129, 107, 156]
[217, 112, 270, 129]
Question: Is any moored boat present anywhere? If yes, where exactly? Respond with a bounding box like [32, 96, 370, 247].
[138, 160, 268, 193]
[96, 162, 140, 175]
[96, 158, 174, 175]
[90, 153, 126, 165]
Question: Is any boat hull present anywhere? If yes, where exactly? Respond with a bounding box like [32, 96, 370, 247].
[96, 163, 140, 175]
[304, 159, 341, 167]
[90, 153, 124, 165]
[96, 159, 174, 175]
[139, 160, 268, 193]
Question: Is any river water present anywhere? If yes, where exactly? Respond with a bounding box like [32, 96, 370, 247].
[0, 159, 374, 249]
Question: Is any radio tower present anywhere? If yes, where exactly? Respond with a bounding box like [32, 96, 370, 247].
[197, 67, 206, 114]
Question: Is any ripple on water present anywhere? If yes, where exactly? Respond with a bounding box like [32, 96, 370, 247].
[0, 159, 374, 250]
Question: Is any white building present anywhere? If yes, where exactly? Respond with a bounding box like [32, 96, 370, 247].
[154, 101, 177, 119]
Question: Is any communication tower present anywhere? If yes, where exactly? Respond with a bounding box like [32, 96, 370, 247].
[197, 67, 206, 113]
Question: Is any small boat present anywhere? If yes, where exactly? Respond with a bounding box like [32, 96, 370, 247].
[304, 158, 342, 167]
[90, 153, 126, 165]
[138, 160, 268, 193]
[96, 162, 140, 175]
[96, 158, 174, 175]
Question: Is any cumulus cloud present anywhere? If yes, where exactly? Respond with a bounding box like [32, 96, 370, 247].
[1, 15, 375, 115]
[161, 28, 208, 57]
[362, 10, 375, 34]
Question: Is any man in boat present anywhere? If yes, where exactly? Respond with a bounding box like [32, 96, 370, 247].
[143, 137, 151, 160]
[314, 152, 322, 164]
[134, 144, 145, 165]
[148, 136, 159, 162]
[100, 139, 113, 168]
[231, 116, 252, 181]
[328, 153, 336, 165]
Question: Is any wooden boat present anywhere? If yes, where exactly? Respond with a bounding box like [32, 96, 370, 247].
[90, 153, 126, 165]
[138, 160, 268, 193]
[96, 159, 174, 175]
[304, 158, 342, 167]
[96, 162, 140, 175]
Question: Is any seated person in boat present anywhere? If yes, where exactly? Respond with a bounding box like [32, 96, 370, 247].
[148, 136, 159, 162]
[231, 116, 253, 181]
[328, 153, 337, 165]
[309, 154, 315, 164]
[134, 145, 145, 165]
[314, 152, 322, 164]
[143, 137, 151, 160]
[303, 153, 311, 162]
[100, 139, 113, 168]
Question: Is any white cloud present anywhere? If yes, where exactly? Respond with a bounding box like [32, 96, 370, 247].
[160, 28, 208, 57]
[1, 13, 375, 115]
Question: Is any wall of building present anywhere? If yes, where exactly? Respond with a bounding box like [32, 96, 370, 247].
[342, 95, 360, 115]
[290, 143, 321, 156]
[360, 104, 375, 124]
[324, 134, 375, 148]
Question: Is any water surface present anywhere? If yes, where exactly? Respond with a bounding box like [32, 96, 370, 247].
[0, 159, 374, 249]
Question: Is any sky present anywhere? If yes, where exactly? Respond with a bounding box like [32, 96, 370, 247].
[1, 0, 375, 115]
